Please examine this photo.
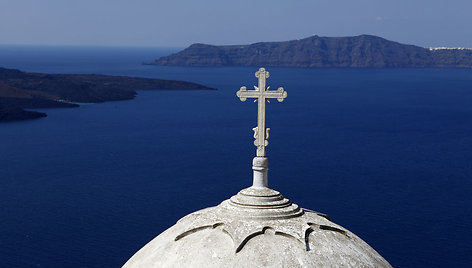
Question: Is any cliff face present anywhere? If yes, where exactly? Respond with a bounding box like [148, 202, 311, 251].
[147, 35, 472, 68]
[0, 67, 213, 122]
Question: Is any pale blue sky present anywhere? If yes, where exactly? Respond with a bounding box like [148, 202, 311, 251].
[0, 0, 471, 47]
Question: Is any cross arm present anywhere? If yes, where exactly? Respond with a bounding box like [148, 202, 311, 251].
[236, 86, 288, 102]
[236, 87, 259, 101]
[263, 87, 287, 102]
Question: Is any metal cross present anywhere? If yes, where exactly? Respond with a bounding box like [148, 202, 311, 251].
[237, 68, 287, 157]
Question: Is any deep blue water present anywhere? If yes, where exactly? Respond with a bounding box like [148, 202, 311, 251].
[1, 46, 472, 267]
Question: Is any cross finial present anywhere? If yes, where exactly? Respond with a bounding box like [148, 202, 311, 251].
[236, 68, 287, 157]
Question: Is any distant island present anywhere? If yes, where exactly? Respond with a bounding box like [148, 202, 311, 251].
[146, 35, 472, 68]
[0, 67, 213, 122]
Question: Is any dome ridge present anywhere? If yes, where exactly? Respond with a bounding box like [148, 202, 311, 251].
[172, 190, 352, 254]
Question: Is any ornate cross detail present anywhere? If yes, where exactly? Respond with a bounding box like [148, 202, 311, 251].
[237, 68, 287, 157]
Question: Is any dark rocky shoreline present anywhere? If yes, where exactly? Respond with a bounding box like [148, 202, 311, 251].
[0, 67, 214, 122]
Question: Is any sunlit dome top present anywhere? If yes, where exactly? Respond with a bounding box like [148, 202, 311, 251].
[123, 185, 391, 267]
[123, 68, 391, 268]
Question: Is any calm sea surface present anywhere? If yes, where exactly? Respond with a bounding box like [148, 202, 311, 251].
[1, 46, 472, 267]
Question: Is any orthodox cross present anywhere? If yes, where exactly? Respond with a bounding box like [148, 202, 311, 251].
[237, 68, 287, 157]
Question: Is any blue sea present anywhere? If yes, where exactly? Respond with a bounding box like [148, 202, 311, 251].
[1, 45, 471, 267]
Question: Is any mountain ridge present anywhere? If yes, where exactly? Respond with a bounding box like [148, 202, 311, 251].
[146, 35, 472, 68]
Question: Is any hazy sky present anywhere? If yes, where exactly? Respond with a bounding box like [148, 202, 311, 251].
[1, 0, 471, 47]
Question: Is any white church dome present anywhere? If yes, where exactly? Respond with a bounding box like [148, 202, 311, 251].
[123, 184, 391, 267]
[123, 68, 392, 267]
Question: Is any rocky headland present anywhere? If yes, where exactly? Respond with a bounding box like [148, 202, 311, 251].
[0, 67, 213, 122]
[146, 35, 472, 68]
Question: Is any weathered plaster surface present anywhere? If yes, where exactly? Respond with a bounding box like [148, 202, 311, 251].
[123, 186, 392, 268]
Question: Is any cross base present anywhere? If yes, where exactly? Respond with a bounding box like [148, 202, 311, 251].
[252, 157, 269, 188]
